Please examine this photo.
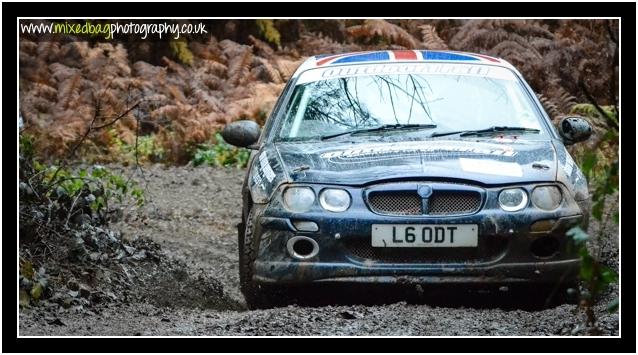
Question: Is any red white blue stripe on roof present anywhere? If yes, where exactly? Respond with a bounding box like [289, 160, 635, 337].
[314, 50, 501, 66]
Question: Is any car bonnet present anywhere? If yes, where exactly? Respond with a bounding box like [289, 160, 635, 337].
[273, 138, 557, 186]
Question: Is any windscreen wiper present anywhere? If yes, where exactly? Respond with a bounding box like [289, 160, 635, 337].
[429, 126, 540, 138]
[321, 123, 437, 140]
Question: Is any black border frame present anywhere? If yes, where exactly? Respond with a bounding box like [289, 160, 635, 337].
[4, 2, 636, 353]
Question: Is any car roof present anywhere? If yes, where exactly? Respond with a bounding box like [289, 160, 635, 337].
[292, 50, 516, 78]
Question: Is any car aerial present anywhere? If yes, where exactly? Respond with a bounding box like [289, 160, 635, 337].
[221, 50, 593, 309]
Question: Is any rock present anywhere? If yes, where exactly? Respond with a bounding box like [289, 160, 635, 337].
[70, 237, 88, 259]
[111, 208, 124, 222]
[106, 230, 120, 244]
[115, 250, 127, 260]
[128, 250, 147, 261]
[55, 186, 67, 198]
[33, 210, 45, 220]
[67, 279, 79, 291]
[20, 182, 35, 195]
[20, 277, 33, 290]
[85, 236, 99, 249]
[85, 194, 96, 204]
[123, 245, 136, 255]
[48, 318, 65, 326]
[339, 311, 359, 320]
[72, 213, 92, 226]
[68, 290, 79, 298]
[49, 292, 64, 303]
[79, 284, 92, 298]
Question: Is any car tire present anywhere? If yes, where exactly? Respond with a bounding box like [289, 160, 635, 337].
[238, 207, 281, 309]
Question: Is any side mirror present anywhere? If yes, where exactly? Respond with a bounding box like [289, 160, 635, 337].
[558, 116, 592, 145]
[221, 120, 261, 148]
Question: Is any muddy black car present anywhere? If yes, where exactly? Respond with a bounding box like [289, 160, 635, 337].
[222, 50, 593, 308]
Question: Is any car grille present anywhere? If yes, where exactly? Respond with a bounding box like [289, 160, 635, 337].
[429, 192, 482, 215]
[368, 192, 422, 215]
[367, 191, 481, 216]
[343, 236, 507, 264]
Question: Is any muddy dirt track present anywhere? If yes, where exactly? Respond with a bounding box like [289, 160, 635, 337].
[19, 165, 619, 336]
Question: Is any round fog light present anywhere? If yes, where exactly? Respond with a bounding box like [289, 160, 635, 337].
[530, 236, 559, 258]
[287, 236, 319, 260]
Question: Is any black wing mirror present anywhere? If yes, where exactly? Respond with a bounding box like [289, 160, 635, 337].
[221, 120, 261, 149]
[558, 116, 592, 145]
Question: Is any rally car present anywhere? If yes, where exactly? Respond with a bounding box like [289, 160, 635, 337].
[221, 50, 593, 308]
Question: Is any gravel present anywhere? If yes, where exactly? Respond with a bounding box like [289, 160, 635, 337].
[19, 164, 619, 336]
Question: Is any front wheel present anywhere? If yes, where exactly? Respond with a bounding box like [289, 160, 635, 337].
[238, 207, 285, 309]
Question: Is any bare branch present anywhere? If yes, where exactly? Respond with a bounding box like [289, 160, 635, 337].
[577, 80, 618, 130]
[92, 102, 140, 130]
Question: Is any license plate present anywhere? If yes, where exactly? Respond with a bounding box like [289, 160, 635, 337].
[371, 224, 478, 247]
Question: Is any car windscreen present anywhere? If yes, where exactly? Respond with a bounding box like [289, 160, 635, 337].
[277, 62, 547, 141]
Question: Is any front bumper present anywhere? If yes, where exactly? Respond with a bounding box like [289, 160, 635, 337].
[249, 182, 585, 285]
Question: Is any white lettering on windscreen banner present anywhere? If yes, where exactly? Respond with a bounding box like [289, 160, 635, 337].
[296, 63, 517, 85]
[320, 142, 517, 160]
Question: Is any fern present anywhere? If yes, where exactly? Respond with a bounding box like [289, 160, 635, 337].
[274, 57, 305, 81]
[226, 48, 253, 86]
[537, 93, 560, 120]
[253, 57, 282, 84]
[418, 25, 448, 50]
[554, 87, 577, 114]
[18, 19, 617, 168]
[188, 37, 224, 62]
[249, 34, 275, 59]
[347, 19, 418, 49]
[298, 33, 359, 55]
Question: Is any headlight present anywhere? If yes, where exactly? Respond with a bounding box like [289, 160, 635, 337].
[532, 186, 562, 210]
[319, 189, 351, 212]
[282, 187, 315, 213]
[498, 188, 528, 212]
